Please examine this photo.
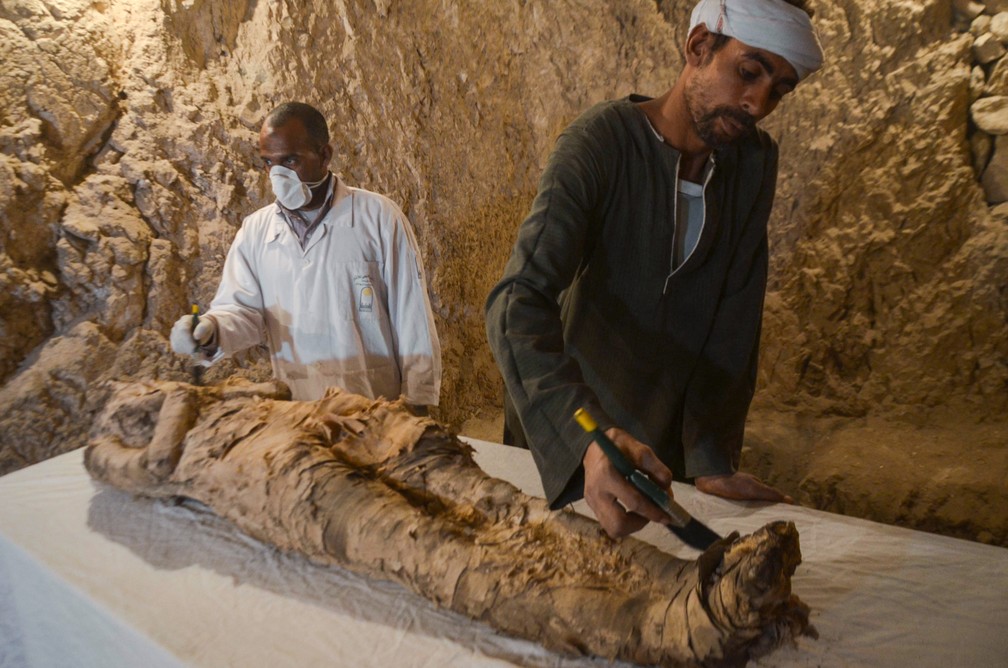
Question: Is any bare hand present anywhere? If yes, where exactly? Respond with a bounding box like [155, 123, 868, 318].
[582, 428, 674, 539]
[694, 471, 793, 504]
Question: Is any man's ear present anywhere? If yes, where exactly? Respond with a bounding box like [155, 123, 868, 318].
[685, 24, 715, 67]
[321, 143, 334, 168]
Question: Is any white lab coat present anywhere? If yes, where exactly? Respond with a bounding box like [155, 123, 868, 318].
[206, 180, 442, 404]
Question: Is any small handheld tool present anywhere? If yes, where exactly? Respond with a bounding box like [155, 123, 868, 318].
[190, 304, 203, 386]
[574, 408, 722, 550]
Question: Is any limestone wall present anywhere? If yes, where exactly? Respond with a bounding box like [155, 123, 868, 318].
[1, 0, 1005, 475]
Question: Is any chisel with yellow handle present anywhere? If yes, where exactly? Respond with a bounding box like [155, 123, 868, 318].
[190, 304, 204, 386]
[574, 407, 722, 550]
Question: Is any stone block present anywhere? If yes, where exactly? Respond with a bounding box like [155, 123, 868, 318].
[972, 95, 1008, 133]
[991, 12, 1008, 41]
[974, 33, 1006, 63]
[971, 14, 992, 36]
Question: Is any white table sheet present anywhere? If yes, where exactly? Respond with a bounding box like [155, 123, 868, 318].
[0, 439, 1006, 667]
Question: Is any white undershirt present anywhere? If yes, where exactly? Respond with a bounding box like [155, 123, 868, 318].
[644, 115, 711, 270]
[674, 179, 704, 269]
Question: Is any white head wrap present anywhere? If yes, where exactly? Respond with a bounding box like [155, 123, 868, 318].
[689, 0, 824, 81]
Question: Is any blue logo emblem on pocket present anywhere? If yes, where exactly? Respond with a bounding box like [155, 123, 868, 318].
[354, 275, 374, 313]
[359, 286, 373, 312]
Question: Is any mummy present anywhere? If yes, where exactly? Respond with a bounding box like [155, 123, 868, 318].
[84, 379, 815, 667]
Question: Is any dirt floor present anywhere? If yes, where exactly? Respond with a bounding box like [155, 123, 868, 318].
[460, 409, 1008, 548]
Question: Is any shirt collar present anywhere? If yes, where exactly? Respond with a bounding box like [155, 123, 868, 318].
[643, 114, 718, 176]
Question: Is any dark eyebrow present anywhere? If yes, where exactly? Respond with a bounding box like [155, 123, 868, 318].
[743, 51, 798, 89]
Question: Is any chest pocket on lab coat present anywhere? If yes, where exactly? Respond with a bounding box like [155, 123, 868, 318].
[337, 261, 383, 322]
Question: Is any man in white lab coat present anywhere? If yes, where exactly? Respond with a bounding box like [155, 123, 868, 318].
[171, 102, 441, 408]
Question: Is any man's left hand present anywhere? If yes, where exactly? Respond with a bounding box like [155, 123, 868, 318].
[695, 471, 793, 504]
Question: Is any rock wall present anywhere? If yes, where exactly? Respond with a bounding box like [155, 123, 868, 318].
[1, 0, 1005, 483]
[757, 1, 1006, 417]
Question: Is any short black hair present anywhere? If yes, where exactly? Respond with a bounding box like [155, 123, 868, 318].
[264, 102, 329, 147]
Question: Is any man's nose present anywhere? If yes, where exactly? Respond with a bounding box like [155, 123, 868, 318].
[741, 84, 773, 120]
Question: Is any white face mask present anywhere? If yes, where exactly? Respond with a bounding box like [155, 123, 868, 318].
[269, 166, 328, 210]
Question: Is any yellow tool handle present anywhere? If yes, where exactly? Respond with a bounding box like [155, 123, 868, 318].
[573, 407, 597, 432]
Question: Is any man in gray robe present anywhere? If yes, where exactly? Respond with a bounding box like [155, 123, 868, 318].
[485, 0, 825, 537]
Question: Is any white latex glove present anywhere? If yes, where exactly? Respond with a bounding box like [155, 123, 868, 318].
[193, 318, 215, 346]
[170, 314, 216, 355]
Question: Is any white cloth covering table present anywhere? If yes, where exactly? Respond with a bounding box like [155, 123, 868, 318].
[0, 439, 1006, 667]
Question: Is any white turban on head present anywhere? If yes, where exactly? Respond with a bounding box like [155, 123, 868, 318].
[689, 0, 824, 81]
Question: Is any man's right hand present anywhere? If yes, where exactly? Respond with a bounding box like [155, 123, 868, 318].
[170, 314, 217, 356]
[582, 428, 674, 539]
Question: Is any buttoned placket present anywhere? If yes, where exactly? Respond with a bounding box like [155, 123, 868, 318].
[662, 153, 717, 294]
[643, 115, 718, 294]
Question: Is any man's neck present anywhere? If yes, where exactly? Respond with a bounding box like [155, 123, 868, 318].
[637, 89, 712, 181]
[301, 172, 332, 211]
